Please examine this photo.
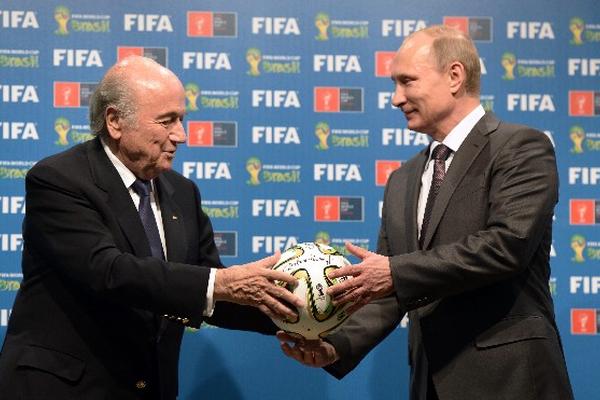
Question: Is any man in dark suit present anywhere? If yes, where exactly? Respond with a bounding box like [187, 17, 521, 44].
[279, 25, 573, 400]
[0, 56, 302, 399]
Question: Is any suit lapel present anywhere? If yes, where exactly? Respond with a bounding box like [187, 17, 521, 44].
[421, 113, 499, 249]
[155, 174, 187, 263]
[406, 150, 429, 252]
[86, 137, 152, 257]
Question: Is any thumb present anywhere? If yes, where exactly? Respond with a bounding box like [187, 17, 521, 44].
[345, 241, 370, 260]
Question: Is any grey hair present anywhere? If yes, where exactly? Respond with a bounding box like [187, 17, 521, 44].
[89, 70, 138, 137]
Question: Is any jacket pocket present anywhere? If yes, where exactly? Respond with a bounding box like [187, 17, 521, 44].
[475, 315, 549, 349]
[17, 344, 85, 382]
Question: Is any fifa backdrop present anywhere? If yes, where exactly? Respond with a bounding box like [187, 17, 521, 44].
[1, 0, 599, 398]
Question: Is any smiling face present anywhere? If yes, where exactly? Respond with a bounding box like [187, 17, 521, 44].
[390, 33, 457, 140]
[105, 58, 187, 180]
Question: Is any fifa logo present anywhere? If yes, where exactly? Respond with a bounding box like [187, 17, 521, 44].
[246, 48, 262, 76]
[315, 122, 330, 150]
[570, 125, 585, 154]
[54, 117, 71, 146]
[54, 6, 70, 35]
[570, 17, 584, 45]
[501, 52, 517, 80]
[246, 157, 262, 186]
[315, 12, 330, 41]
[571, 234, 586, 263]
[315, 231, 331, 246]
[185, 83, 200, 111]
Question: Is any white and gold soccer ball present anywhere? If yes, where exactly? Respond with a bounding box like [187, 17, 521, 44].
[272, 242, 352, 340]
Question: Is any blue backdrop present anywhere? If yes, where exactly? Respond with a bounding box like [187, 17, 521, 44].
[1, 0, 599, 398]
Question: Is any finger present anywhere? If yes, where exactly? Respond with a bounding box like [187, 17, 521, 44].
[313, 349, 329, 367]
[268, 283, 304, 308]
[265, 269, 298, 286]
[254, 251, 281, 269]
[301, 348, 316, 365]
[280, 342, 304, 364]
[330, 283, 367, 306]
[326, 265, 357, 280]
[276, 331, 300, 344]
[258, 304, 277, 320]
[345, 241, 371, 259]
[263, 294, 299, 321]
[327, 276, 357, 297]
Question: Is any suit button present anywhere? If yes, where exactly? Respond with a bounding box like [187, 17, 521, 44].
[135, 380, 147, 389]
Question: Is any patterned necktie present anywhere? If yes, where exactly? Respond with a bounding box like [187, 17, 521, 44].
[419, 144, 452, 249]
[131, 179, 165, 260]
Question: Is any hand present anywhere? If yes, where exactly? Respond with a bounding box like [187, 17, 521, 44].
[326, 242, 394, 314]
[277, 331, 339, 367]
[214, 252, 304, 321]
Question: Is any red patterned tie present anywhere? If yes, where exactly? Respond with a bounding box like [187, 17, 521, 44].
[419, 144, 452, 249]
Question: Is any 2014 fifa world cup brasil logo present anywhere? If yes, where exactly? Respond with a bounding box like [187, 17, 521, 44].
[315, 12, 330, 41]
[570, 125, 586, 154]
[246, 48, 262, 76]
[54, 117, 71, 146]
[501, 52, 516, 80]
[54, 6, 71, 36]
[570, 17, 585, 45]
[315, 122, 330, 150]
[314, 231, 331, 246]
[571, 234, 586, 263]
[185, 83, 200, 111]
[246, 157, 262, 186]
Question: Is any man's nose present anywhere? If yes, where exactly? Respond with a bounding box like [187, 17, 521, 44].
[170, 120, 187, 143]
[391, 85, 406, 109]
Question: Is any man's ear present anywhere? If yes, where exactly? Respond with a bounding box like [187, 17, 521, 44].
[105, 106, 122, 140]
[448, 61, 466, 95]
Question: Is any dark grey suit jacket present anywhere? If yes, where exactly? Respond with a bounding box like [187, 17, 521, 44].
[327, 113, 573, 400]
[0, 137, 275, 400]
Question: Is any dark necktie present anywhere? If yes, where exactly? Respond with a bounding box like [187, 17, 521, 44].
[131, 179, 165, 260]
[419, 144, 452, 249]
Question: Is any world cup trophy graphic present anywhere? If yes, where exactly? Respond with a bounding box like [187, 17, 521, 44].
[246, 48, 262, 76]
[570, 17, 584, 45]
[185, 83, 200, 112]
[315, 231, 331, 246]
[501, 52, 516, 80]
[570, 125, 585, 154]
[54, 6, 70, 36]
[571, 234, 586, 263]
[54, 117, 71, 146]
[315, 122, 330, 150]
[315, 12, 330, 41]
[246, 157, 262, 186]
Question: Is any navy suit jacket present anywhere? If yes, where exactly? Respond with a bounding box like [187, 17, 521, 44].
[0, 137, 275, 399]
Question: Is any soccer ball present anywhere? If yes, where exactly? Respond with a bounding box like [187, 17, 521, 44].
[272, 242, 352, 340]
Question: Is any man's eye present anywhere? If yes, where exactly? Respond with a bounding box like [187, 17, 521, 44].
[156, 119, 173, 128]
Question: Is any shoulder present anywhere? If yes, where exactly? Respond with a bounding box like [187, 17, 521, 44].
[490, 119, 554, 152]
[27, 140, 95, 184]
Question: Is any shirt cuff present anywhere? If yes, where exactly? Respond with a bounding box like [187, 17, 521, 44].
[203, 268, 216, 317]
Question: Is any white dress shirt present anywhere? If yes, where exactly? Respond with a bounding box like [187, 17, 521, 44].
[417, 105, 486, 239]
[101, 138, 216, 316]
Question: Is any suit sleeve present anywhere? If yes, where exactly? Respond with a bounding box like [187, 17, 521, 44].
[23, 164, 210, 327]
[390, 128, 557, 310]
[325, 178, 406, 378]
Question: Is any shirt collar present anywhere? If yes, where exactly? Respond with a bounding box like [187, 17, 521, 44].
[426, 105, 485, 159]
[439, 104, 485, 153]
[100, 136, 140, 190]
